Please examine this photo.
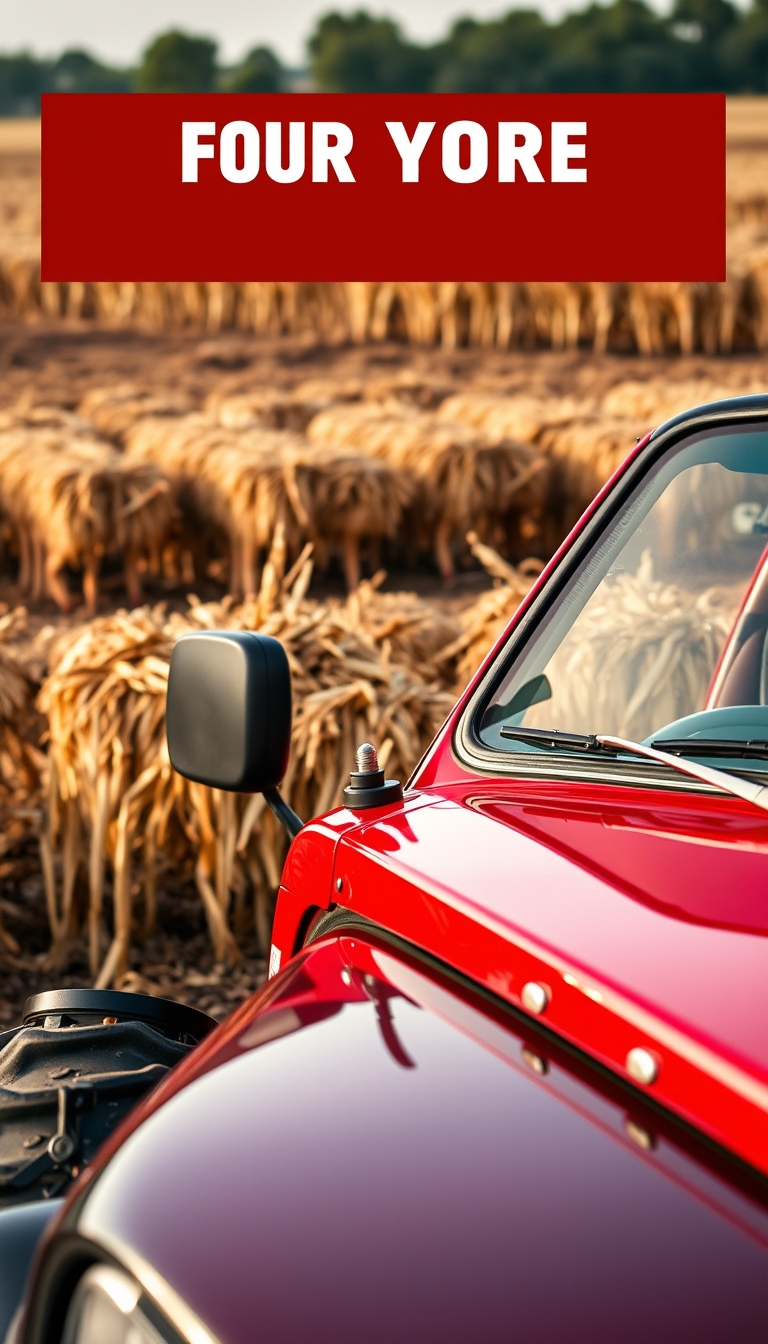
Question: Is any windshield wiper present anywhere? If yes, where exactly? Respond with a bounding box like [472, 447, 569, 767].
[499, 726, 616, 753]
[649, 738, 768, 760]
[597, 735, 768, 815]
[499, 725, 768, 814]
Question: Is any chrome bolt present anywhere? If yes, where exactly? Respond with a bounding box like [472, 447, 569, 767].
[335, 877, 344, 893]
[521, 981, 550, 1015]
[48, 1133, 75, 1164]
[626, 1047, 659, 1086]
[355, 742, 379, 773]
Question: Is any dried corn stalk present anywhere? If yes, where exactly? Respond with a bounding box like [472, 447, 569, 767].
[437, 392, 595, 443]
[122, 408, 415, 593]
[0, 607, 47, 954]
[307, 403, 549, 577]
[203, 373, 447, 431]
[435, 534, 541, 690]
[282, 442, 416, 589]
[0, 419, 173, 613]
[124, 413, 301, 594]
[2, 252, 768, 353]
[437, 392, 647, 533]
[204, 388, 336, 434]
[78, 384, 192, 444]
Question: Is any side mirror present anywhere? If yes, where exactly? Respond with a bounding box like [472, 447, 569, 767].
[167, 631, 301, 837]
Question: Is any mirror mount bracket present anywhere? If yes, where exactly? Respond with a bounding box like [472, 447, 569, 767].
[264, 787, 303, 841]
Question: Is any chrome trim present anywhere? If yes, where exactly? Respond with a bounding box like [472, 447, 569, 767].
[62, 1266, 142, 1341]
[73, 1226, 221, 1344]
[626, 1047, 660, 1086]
[455, 401, 768, 789]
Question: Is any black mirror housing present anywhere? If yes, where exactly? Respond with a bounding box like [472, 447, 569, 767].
[167, 631, 291, 793]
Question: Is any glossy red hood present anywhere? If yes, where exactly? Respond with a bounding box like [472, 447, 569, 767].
[43, 935, 768, 1344]
[325, 779, 768, 1174]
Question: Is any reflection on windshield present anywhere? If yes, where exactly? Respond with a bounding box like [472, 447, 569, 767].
[525, 550, 739, 740]
[482, 428, 768, 764]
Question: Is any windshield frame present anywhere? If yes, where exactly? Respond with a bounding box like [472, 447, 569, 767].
[455, 396, 768, 794]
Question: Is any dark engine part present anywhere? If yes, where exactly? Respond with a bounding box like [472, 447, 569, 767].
[0, 989, 216, 1208]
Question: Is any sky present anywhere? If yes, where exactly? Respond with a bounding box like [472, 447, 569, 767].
[0, 0, 670, 68]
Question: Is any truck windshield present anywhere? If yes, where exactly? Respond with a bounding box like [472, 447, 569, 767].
[479, 425, 768, 774]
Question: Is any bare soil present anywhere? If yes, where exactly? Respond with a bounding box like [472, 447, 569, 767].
[2, 319, 768, 410]
[0, 848, 267, 1028]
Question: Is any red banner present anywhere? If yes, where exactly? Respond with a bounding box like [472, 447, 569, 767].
[41, 92, 724, 282]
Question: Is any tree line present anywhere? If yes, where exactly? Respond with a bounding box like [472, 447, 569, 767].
[0, 35, 284, 115]
[3, 0, 768, 116]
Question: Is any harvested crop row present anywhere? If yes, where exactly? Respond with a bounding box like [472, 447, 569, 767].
[215, 377, 704, 543]
[437, 378, 767, 527]
[82, 375, 749, 593]
[47, 375, 768, 611]
[305, 402, 549, 576]
[80, 386, 548, 587]
[5, 260, 768, 353]
[0, 412, 174, 614]
[123, 412, 415, 594]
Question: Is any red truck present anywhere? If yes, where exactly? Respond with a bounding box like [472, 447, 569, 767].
[4, 393, 768, 1343]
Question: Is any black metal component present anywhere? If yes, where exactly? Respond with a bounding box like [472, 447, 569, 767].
[264, 787, 303, 840]
[348, 766, 385, 790]
[23, 989, 215, 1046]
[0, 992, 216, 1207]
[47, 1089, 75, 1166]
[342, 777, 404, 809]
[499, 725, 617, 754]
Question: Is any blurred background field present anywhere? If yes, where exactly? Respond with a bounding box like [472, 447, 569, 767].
[0, 56, 765, 1021]
[4, 99, 768, 349]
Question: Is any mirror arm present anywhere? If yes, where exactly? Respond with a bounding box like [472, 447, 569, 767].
[264, 787, 303, 841]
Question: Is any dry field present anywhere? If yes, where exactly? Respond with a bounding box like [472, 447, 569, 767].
[0, 108, 766, 1024]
